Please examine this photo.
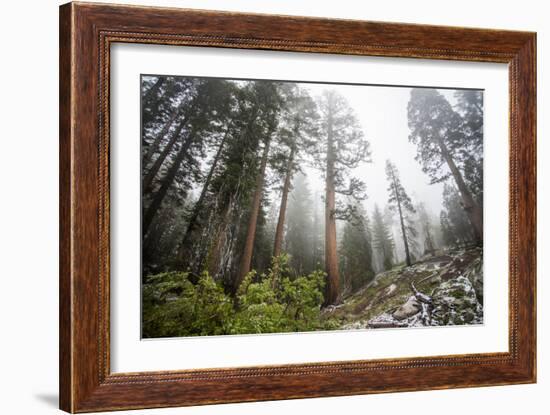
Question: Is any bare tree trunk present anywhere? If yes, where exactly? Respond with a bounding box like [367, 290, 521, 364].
[142, 129, 196, 236]
[273, 147, 295, 258]
[176, 126, 231, 263]
[236, 137, 272, 290]
[437, 138, 483, 242]
[324, 111, 340, 306]
[389, 167, 412, 266]
[396, 194, 412, 266]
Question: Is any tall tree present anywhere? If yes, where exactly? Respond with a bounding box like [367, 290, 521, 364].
[142, 79, 234, 236]
[372, 204, 394, 271]
[202, 83, 268, 284]
[143, 76, 165, 109]
[272, 86, 318, 258]
[142, 78, 216, 193]
[175, 123, 233, 264]
[141, 77, 194, 169]
[312, 90, 371, 306]
[237, 134, 273, 283]
[272, 146, 294, 258]
[339, 203, 374, 293]
[311, 190, 325, 272]
[385, 160, 417, 266]
[454, 89, 484, 206]
[285, 173, 314, 276]
[236, 82, 285, 290]
[407, 88, 483, 242]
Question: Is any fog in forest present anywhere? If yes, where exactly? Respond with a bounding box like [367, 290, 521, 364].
[141, 75, 484, 338]
[300, 83, 450, 213]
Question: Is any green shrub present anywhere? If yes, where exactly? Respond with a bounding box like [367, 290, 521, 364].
[142, 255, 336, 338]
[142, 271, 234, 338]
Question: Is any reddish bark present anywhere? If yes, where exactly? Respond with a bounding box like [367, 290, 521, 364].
[273, 147, 295, 258]
[236, 138, 271, 290]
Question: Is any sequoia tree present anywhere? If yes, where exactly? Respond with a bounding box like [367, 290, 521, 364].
[454, 89, 484, 206]
[313, 90, 371, 305]
[236, 82, 285, 290]
[407, 88, 483, 242]
[272, 86, 318, 258]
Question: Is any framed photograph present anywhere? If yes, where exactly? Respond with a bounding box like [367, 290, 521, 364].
[59, 2, 536, 412]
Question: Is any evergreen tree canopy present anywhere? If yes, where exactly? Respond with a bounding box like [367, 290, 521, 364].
[408, 88, 483, 242]
[340, 202, 375, 293]
[372, 204, 395, 271]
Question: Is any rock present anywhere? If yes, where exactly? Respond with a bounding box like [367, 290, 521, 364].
[431, 276, 483, 326]
[392, 296, 421, 320]
[464, 257, 483, 305]
[367, 310, 425, 329]
[367, 313, 408, 328]
[342, 321, 368, 330]
[384, 283, 397, 296]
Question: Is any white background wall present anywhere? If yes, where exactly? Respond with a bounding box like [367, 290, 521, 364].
[0, 1, 546, 414]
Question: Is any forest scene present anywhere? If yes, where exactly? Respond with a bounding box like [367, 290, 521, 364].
[141, 75, 484, 338]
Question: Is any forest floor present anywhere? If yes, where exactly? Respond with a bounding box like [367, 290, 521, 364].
[323, 246, 484, 329]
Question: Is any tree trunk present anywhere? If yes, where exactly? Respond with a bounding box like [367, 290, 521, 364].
[236, 137, 272, 290]
[389, 169, 412, 266]
[396, 193, 412, 266]
[142, 100, 189, 169]
[142, 129, 196, 236]
[143, 77, 165, 108]
[142, 112, 192, 193]
[437, 138, 483, 242]
[273, 147, 295, 258]
[207, 202, 233, 279]
[205, 108, 262, 280]
[324, 112, 340, 306]
[176, 125, 231, 263]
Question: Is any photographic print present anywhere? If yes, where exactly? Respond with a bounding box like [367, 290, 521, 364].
[141, 75, 484, 338]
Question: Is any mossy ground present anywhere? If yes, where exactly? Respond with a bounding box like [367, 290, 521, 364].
[323, 247, 483, 329]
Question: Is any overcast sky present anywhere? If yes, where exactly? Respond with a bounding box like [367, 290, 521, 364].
[297, 82, 459, 219]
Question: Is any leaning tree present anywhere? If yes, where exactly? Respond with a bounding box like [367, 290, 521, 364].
[407, 89, 483, 243]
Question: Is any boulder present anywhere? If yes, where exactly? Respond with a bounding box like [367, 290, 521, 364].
[431, 276, 483, 325]
[384, 283, 397, 297]
[392, 296, 421, 320]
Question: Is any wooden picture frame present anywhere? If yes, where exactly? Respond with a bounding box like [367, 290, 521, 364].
[59, 2, 536, 412]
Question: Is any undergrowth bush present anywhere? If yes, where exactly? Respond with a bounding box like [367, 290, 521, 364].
[142, 255, 336, 338]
